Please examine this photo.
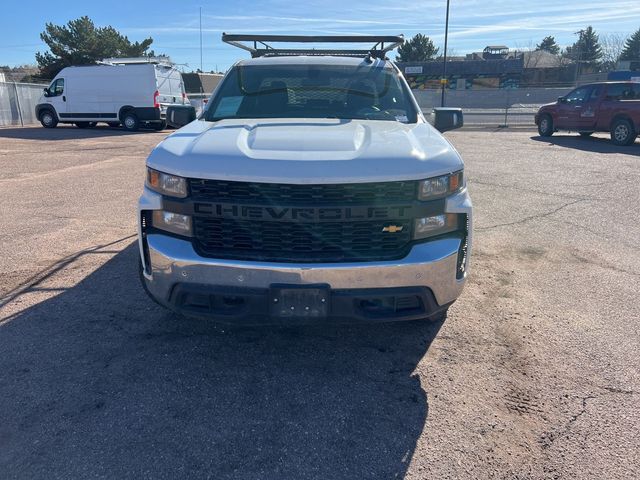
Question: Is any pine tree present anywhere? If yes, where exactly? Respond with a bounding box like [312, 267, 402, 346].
[535, 36, 560, 55]
[396, 34, 439, 62]
[619, 28, 640, 61]
[566, 26, 603, 69]
[36, 16, 154, 79]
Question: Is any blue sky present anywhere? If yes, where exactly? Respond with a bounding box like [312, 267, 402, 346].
[2, 0, 639, 70]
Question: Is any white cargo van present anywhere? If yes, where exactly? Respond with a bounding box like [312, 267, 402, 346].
[36, 63, 190, 131]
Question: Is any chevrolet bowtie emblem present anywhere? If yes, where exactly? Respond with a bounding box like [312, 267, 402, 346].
[382, 225, 404, 233]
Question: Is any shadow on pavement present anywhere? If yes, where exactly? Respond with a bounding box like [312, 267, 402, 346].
[0, 125, 166, 141]
[0, 243, 442, 478]
[531, 134, 640, 155]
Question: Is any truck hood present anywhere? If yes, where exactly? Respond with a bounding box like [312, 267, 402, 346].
[147, 118, 464, 184]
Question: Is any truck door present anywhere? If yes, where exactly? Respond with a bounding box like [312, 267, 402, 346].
[43, 78, 67, 117]
[573, 85, 602, 131]
[555, 85, 591, 129]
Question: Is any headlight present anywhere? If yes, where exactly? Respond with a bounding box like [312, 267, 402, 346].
[146, 167, 187, 198]
[414, 214, 458, 239]
[152, 210, 193, 237]
[418, 171, 463, 200]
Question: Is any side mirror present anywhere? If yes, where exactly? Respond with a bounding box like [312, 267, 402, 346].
[43, 88, 50, 97]
[166, 104, 196, 128]
[432, 107, 464, 133]
[557, 96, 567, 104]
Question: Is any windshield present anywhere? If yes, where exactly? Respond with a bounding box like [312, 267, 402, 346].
[205, 64, 417, 123]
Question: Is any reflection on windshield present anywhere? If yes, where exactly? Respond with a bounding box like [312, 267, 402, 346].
[205, 64, 416, 123]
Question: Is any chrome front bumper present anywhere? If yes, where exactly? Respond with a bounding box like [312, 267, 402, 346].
[142, 233, 466, 308]
[138, 186, 472, 317]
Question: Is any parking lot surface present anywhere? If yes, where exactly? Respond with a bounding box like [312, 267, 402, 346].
[0, 125, 638, 479]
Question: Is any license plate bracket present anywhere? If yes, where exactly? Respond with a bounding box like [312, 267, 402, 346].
[269, 285, 330, 319]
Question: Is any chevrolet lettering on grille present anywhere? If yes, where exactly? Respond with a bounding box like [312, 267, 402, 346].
[192, 203, 416, 223]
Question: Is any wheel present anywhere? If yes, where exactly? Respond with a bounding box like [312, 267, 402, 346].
[122, 112, 140, 131]
[538, 114, 553, 137]
[40, 109, 58, 128]
[610, 118, 636, 146]
[579, 131, 593, 137]
[107, 122, 120, 128]
[151, 120, 167, 131]
[75, 122, 91, 128]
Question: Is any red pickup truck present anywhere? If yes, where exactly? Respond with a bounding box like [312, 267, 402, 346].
[535, 82, 640, 146]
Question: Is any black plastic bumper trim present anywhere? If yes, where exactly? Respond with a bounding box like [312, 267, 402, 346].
[165, 283, 449, 325]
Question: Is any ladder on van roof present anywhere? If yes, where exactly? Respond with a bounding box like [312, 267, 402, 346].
[221, 33, 404, 60]
[100, 56, 175, 66]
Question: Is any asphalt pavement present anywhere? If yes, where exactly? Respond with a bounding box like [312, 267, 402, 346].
[0, 125, 638, 479]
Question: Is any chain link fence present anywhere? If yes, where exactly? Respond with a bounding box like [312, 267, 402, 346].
[415, 87, 573, 127]
[0, 82, 47, 126]
[1, 81, 575, 128]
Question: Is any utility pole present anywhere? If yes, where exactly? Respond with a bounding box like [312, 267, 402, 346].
[199, 7, 203, 72]
[440, 0, 451, 107]
[573, 29, 584, 86]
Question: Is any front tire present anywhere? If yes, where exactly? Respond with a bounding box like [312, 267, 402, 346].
[151, 120, 167, 131]
[538, 114, 553, 137]
[40, 110, 58, 128]
[610, 118, 636, 146]
[122, 112, 140, 131]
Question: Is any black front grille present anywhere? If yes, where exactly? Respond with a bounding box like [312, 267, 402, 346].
[189, 179, 417, 205]
[193, 217, 413, 262]
[188, 179, 419, 263]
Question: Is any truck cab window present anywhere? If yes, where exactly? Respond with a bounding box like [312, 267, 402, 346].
[604, 84, 631, 101]
[48, 79, 64, 96]
[589, 85, 602, 100]
[565, 86, 590, 104]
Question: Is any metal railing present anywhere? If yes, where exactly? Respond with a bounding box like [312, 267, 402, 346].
[415, 87, 573, 127]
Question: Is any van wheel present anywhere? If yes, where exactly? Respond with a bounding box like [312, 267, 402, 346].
[122, 112, 140, 131]
[538, 114, 553, 137]
[610, 118, 636, 146]
[107, 122, 120, 128]
[40, 110, 58, 128]
[151, 120, 167, 131]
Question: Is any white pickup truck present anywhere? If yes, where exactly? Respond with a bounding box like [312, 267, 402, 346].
[138, 34, 472, 325]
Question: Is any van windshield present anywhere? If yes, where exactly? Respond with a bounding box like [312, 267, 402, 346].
[205, 64, 417, 123]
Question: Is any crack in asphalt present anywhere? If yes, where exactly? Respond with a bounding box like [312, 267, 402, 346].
[476, 199, 588, 232]
[470, 180, 599, 201]
[556, 219, 638, 251]
[569, 251, 640, 278]
[540, 385, 636, 452]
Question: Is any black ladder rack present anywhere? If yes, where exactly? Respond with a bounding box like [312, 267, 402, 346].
[222, 33, 404, 59]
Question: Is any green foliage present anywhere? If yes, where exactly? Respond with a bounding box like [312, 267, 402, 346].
[619, 28, 640, 61]
[535, 36, 560, 55]
[564, 26, 603, 69]
[396, 34, 439, 62]
[36, 16, 154, 79]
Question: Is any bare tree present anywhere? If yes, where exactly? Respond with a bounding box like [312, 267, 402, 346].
[600, 33, 626, 70]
